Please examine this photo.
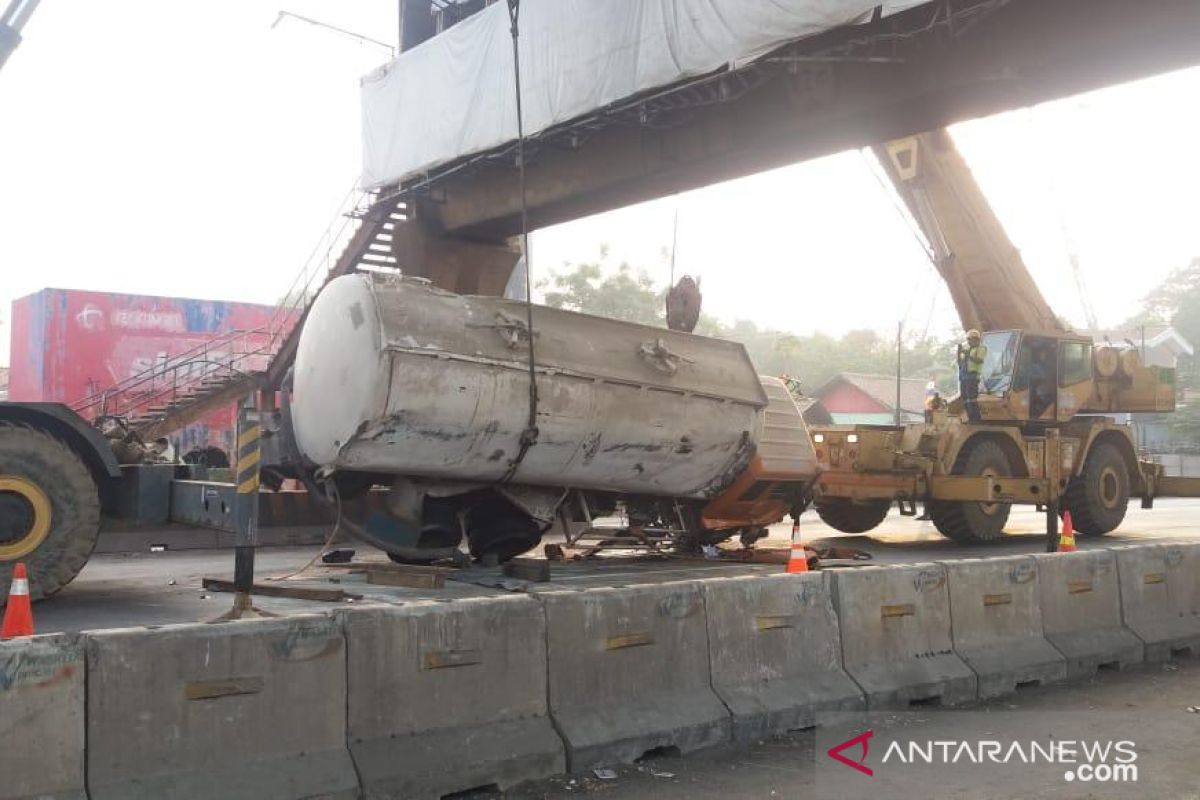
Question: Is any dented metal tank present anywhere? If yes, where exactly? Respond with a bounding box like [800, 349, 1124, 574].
[291, 274, 770, 498]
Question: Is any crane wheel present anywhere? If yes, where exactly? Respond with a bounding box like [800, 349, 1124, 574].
[0, 424, 101, 603]
[1063, 442, 1129, 536]
[815, 499, 891, 534]
[928, 439, 1012, 543]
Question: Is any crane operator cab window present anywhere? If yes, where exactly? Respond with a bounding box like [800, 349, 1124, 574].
[1059, 341, 1093, 386]
[978, 331, 1020, 395]
[1056, 339, 1094, 418]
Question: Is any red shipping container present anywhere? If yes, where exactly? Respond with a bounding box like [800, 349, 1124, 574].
[9, 288, 295, 459]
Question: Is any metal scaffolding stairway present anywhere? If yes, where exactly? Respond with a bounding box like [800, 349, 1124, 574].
[69, 327, 276, 439]
[70, 191, 406, 440]
[262, 196, 405, 389]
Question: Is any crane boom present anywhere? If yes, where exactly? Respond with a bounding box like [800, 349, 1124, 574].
[873, 129, 1065, 334]
[0, 0, 39, 73]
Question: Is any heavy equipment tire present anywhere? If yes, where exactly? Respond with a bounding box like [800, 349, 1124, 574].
[465, 498, 541, 564]
[1063, 442, 1129, 536]
[0, 424, 101, 603]
[928, 439, 1012, 543]
[815, 499, 891, 534]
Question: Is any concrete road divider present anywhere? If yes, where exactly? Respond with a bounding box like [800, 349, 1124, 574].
[1115, 543, 1200, 662]
[342, 596, 564, 799]
[86, 615, 358, 800]
[1034, 549, 1143, 679]
[0, 634, 85, 800]
[703, 573, 863, 740]
[941, 556, 1067, 698]
[831, 564, 976, 708]
[541, 582, 730, 771]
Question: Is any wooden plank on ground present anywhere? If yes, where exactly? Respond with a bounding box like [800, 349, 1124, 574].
[365, 564, 448, 589]
[201, 577, 362, 602]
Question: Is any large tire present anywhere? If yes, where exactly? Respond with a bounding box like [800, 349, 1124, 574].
[465, 498, 541, 564]
[928, 439, 1012, 543]
[1064, 441, 1129, 536]
[0, 424, 101, 603]
[815, 499, 891, 533]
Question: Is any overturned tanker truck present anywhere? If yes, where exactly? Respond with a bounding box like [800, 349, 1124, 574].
[287, 272, 818, 563]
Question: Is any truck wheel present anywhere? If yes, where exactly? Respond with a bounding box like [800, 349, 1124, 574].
[815, 499, 891, 533]
[384, 498, 463, 565]
[0, 425, 101, 603]
[928, 439, 1012, 543]
[1063, 441, 1129, 536]
[465, 498, 540, 564]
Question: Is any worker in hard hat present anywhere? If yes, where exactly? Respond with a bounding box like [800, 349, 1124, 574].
[923, 373, 942, 424]
[956, 329, 987, 423]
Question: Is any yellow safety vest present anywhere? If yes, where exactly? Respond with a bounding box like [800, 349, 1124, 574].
[967, 344, 987, 375]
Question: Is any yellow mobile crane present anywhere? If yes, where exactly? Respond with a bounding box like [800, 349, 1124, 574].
[808, 128, 1186, 543]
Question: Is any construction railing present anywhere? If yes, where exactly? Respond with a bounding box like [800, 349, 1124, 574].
[66, 183, 381, 434]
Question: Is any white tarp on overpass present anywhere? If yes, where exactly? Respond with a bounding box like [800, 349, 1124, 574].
[361, 0, 927, 189]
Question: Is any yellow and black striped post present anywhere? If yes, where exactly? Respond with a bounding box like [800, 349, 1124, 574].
[232, 395, 261, 594]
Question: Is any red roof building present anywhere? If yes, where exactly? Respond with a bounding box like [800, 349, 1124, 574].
[811, 372, 928, 425]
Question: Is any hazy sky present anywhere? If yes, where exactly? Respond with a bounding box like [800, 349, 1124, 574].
[3, 2, 1199, 366]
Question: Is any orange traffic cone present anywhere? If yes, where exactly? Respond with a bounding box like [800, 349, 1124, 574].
[2, 562, 35, 639]
[1057, 511, 1077, 553]
[786, 517, 810, 573]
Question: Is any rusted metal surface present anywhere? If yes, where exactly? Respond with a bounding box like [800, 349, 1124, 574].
[291, 274, 771, 498]
[136, 372, 260, 440]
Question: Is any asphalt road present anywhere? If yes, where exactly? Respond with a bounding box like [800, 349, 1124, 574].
[486, 657, 1200, 800]
[26, 497, 1200, 634]
[787, 496, 1200, 564]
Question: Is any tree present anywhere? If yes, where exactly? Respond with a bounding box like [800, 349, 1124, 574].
[539, 258, 955, 394]
[539, 261, 664, 326]
[1124, 257, 1200, 390]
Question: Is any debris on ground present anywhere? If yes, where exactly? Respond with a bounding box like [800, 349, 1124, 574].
[593, 768, 618, 780]
[321, 548, 356, 564]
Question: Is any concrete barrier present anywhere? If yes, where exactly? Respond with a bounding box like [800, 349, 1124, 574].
[703, 572, 863, 740]
[0, 634, 86, 800]
[342, 596, 565, 799]
[86, 615, 358, 800]
[941, 556, 1067, 698]
[1116, 543, 1200, 662]
[1034, 549, 1143, 679]
[541, 582, 730, 771]
[831, 564, 976, 708]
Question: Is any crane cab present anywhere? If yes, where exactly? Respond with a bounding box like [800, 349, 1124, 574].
[963, 329, 1174, 424]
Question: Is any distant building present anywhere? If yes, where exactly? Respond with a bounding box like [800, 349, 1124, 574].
[792, 394, 834, 426]
[0, 366, 8, 401]
[811, 372, 927, 425]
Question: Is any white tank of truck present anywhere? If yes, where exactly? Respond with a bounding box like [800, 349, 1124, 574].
[291, 273, 774, 498]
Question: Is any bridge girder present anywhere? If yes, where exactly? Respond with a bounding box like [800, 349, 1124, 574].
[393, 0, 1200, 243]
